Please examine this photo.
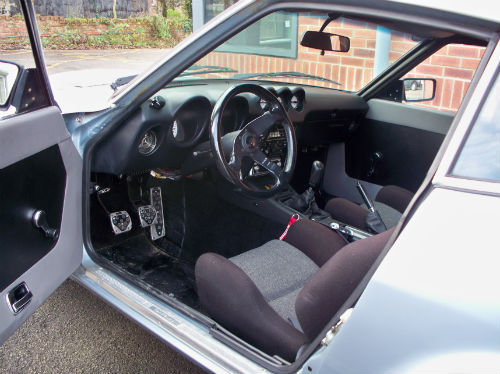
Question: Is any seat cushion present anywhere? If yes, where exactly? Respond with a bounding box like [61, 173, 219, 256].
[196, 248, 310, 361]
[284, 219, 347, 267]
[375, 185, 414, 213]
[324, 197, 369, 229]
[230, 239, 318, 322]
[295, 228, 395, 340]
[325, 198, 402, 230]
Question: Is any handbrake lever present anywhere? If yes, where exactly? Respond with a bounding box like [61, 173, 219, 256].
[356, 182, 387, 234]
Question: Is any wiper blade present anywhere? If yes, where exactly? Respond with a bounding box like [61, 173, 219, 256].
[111, 75, 137, 91]
[180, 65, 237, 76]
[233, 71, 341, 86]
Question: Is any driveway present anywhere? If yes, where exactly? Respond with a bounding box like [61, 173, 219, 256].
[0, 280, 205, 374]
[1, 49, 171, 73]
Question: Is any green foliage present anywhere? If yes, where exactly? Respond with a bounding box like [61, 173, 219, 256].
[183, 0, 192, 18]
[14, 13, 192, 50]
[149, 15, 171, 40]
[2, 6, 193, 50]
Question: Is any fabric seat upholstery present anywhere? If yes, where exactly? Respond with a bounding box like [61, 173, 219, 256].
[230, 239, 318, 323]
[324, 185, 413, 231]
[195, 219, 394, 361]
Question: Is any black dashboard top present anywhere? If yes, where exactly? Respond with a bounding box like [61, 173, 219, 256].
[91, 80, 368, 175]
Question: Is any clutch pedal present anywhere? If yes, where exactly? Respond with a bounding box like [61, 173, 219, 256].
[110, 211, 132, 234]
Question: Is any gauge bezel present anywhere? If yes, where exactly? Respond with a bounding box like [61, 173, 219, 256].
[168, 96, 211, 148]
[290, 87, 305, 111]
[138, 129, 158, 155]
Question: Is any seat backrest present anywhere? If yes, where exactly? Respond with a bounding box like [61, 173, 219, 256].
[295, 228, 394, 340]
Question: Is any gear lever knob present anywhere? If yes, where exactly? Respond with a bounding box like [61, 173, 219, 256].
[309, 160, 324, 190]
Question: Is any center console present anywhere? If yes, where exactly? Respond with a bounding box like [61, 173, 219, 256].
[218, 128, 372, 241]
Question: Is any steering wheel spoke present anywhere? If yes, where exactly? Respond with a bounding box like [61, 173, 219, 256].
[228, 152, 241, 174]
[243, 110, 280, 137]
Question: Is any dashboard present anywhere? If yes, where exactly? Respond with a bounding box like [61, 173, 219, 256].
[91, 80, 369, 176]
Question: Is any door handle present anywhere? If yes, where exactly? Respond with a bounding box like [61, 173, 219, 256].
[32, 210, 59, 240]
[367, 151, 383, 177]
[6, 282, 32, 314]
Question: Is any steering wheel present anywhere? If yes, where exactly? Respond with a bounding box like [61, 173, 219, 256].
[210, 84, 297, 197]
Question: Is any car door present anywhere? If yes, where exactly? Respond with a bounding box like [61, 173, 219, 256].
[0, 0, 82, 343]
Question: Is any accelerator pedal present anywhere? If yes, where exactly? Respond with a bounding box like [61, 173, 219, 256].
[150, 187, 165, 240]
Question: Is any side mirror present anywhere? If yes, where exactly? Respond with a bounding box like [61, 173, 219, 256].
[0, 60, 21, 107]
[403, 78, 436, 102]
[300, 31, 350, 52]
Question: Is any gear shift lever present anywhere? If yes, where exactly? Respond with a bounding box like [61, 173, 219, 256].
[300, 161, 324, 213]
[309, 160, 324, 190]
[285, 160, 329, 219]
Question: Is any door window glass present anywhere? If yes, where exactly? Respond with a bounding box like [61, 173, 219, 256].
[1, 0, 49, 120]
[451, 74, 500, 182]
[402, 44, 485, 113]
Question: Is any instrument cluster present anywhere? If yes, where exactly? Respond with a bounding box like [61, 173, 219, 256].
[259, 87, 305, 112]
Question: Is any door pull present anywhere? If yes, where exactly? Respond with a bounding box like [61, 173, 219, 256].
[6, 282, 32, 314]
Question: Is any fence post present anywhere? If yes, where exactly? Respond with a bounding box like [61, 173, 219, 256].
[373, 26, 391, 77]
[192, 0, 204, 31]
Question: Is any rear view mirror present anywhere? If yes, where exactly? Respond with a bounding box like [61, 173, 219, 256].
[0, 61, 20, 107]
[300, 31, 350, 53]
[403, 78, 436, 102]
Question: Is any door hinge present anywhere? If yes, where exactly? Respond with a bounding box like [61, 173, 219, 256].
[321, 308, 353, 347]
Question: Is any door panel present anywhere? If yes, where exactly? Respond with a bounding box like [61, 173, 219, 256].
[0, 107, 82, 343]
[345, 99, 453, 193]
[0, 145, 65, 291]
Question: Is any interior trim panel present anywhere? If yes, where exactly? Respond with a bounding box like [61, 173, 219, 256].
[366, 98, 454, 135]
[0, 145, 66, 290]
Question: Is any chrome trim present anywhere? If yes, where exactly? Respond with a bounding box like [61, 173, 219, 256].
[433, 39, 500, 195]
[73, 251, 269, 374]
[5, 282, 32, 314]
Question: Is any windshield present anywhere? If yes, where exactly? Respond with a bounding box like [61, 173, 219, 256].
[178, 11, 419, 91]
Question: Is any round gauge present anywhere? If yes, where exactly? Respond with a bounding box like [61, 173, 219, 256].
[172, 120, 178, 138]
[171, 119, 185, 142]
[259, 98, 268, 111]
[138, 130, 157, 155]
[290, 95, 299, 110]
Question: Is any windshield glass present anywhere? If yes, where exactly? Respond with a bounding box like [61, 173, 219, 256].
[178, 11, 420, 91]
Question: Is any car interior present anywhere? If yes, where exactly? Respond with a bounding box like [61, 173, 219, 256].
[84, 8, 488, 367]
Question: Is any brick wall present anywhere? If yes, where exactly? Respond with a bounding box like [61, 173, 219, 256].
[405, 44, 483, 112]
[200, 16, 484, 112]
